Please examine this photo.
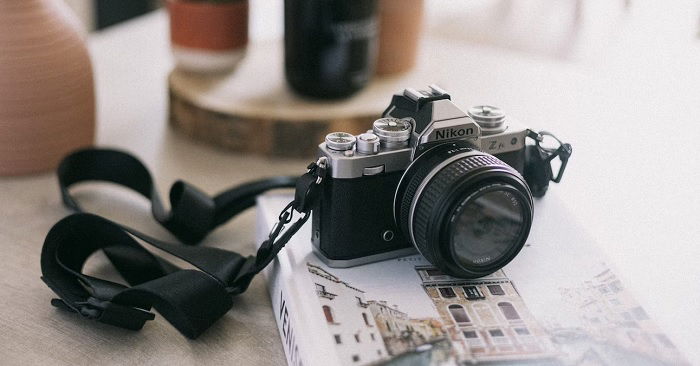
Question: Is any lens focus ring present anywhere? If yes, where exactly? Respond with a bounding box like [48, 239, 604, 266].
[408, 155, 505, 264]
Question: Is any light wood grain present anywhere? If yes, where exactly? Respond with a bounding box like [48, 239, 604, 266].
[167, 40, 441, 157]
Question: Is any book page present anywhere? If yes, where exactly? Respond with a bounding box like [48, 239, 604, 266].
[260, 194, 689, 366]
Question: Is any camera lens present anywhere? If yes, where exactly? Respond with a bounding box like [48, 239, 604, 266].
[394, 140, 533, 278]
[449, 185, 528, 269]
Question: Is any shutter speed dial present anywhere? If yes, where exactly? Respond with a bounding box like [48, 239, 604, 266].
[372, 118, 411, 148]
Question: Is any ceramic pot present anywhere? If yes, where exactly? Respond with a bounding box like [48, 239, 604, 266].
[0, 0, 95, 176]
[376, 0, 424, 75]
[168, 0, 249, 74]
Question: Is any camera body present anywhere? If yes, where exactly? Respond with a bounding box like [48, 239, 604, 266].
[312, 86, 534, 268]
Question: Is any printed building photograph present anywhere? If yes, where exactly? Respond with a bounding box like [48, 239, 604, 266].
[309, 262, 562, 365]
[415, 266, 560, 364]
[309, 262, 450, 365]
[556, 266, 689, 365]
[368, 300, 444, 356]
[308, 263, 389, 365]
[308, 260, 691, 366]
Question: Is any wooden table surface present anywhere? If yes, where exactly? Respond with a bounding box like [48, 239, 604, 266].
[1, 1, 699, 364]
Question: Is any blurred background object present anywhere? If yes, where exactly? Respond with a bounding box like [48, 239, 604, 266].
[284, 0, 379, 99]
[376, 0, 424, 75]
[63, 0, 159, 31]
[168, 0, 249, 74]
[95, 1, 156, 29]
[0, 0, 95, 176]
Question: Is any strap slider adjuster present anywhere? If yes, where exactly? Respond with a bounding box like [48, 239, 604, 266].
[75, 297, 155, 330]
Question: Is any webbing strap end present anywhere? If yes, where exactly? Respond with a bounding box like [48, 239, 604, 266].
[51, 296, 155, 331]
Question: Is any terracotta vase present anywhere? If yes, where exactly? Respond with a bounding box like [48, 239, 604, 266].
[376, 0, 425, 75]
[0, 0, 95, 176]
[168, 0, 249, 74]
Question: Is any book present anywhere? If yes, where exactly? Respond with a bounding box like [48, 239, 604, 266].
[255, 193, 690, 366]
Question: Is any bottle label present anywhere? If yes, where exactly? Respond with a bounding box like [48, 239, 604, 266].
[331, 18, 378, 42]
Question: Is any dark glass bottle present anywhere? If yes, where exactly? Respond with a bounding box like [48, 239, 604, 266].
[284, 0, 378, 99]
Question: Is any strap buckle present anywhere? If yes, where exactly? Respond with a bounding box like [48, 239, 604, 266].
[55, 297, 156, 331]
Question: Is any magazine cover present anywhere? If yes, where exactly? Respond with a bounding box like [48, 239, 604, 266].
[256, 193, 690, 366]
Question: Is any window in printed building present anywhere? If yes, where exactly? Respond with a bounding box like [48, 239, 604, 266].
[487, 285, 505, 296]
[315, 283, 325, 292]
[426, 269, 444, 277]
[370, 333, 376, 341]
[609, 280, 623, 293]
[655, 334, 675, 348]
[514, 327, 531, 336]
[386, 321, 392, 332]
[489, 329, 505, 337]
[354, 334, 361, 343]
[631, 306, 650, 320]
[462, 330, 484, 346]
[323, 305, 335, 323]
[489, 328, 510, 345]
[362, 313, 371, 326]
[463, 286, 485, 300]
[334, 334, 342, 344]
[439, 287, 456, 298]
[498, 302, 521, 320]
[352, 355, 360, 362]
[448, 304, 470, 325]
[377, 350, 382, 356]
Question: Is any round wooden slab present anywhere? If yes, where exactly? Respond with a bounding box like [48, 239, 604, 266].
[168, 40, 436, 157]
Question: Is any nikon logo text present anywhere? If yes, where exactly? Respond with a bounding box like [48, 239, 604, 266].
[435, 127, 474, 140]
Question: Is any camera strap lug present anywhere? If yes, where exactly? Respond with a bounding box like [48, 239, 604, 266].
[238, 157, 329, 291]
[293, 157, 327, 213]
[525, 130, 573, 196]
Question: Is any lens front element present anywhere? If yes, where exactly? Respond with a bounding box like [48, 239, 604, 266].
[449, 185, 527, 270]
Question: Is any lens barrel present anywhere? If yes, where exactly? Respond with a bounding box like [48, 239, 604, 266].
[394, 141, 533, 278]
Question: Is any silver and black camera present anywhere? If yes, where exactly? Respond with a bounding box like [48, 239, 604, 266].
[311, 85, 571, 278]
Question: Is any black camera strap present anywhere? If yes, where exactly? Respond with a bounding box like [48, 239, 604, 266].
[41, 148, 327, 339]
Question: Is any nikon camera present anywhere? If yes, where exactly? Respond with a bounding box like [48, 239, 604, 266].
[311, 85, 571, 278]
